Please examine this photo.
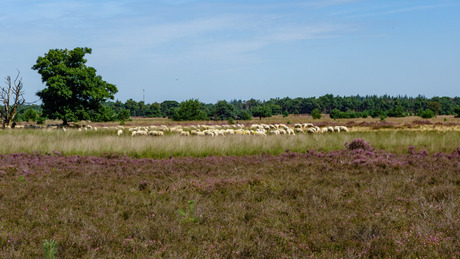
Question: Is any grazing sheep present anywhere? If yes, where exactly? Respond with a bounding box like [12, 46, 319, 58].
[327, 126, 334, 133]
[117, 129, 123, 136]
[148, 130, 163, 136]
[253, 131, 267, 136]
[295, 128, 305, 134]
[270, 130, 280, 135]
[339, 126, 349, 132]
[132, 130, 148, 136]
[287, 128, 295, 135]
[180, 131, 190, 137]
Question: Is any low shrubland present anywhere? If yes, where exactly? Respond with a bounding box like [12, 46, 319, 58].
[0, 140, 459, 257]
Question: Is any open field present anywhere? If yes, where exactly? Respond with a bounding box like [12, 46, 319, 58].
[1, 129, 460, 158]
[1, 117, 459, 257]
[3, 115, 460, 158]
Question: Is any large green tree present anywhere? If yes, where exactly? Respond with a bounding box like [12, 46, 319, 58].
[172, 99, 208, 121]
[32, 47, 117, 125]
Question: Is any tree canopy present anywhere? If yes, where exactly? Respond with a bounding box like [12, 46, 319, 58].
[32, 47, 118, 124]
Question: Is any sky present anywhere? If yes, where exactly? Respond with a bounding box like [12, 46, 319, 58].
[1, 0, 459, 104]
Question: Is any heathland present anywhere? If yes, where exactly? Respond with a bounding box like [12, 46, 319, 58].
[0, 115, 459, 258]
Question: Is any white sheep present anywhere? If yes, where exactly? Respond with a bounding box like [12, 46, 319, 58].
[117, 129, 123, 136]
[295, 128, 305, 134]
[339, 126, 349, 132]
[180, 131, 190, 137]
[270, 130, 280, 135]
[253, 131, 267, 136]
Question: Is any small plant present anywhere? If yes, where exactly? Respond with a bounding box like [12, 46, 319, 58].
[311, 108, 321, 119]
[345, 138, 374, 151]
[228, 118, 235, 125]
[119, 120, 125, 125]
[43, 239, 57, 259]
[138, 180, 148, 191]
[283, 110, 289, 118]
[286, 121, 291, 124]
[37, 116, 47, 125]
[178, 200, 198, 223]
[420, 109, 434, 119]
[18, 175, 25, 182]
[454, 106, 460, 118]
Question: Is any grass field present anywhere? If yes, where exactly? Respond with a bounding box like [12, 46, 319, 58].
[1, 117, 459, 257]
[1, 127, 460, 158]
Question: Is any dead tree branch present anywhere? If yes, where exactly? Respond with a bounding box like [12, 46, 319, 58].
[1, 70, 25, 128]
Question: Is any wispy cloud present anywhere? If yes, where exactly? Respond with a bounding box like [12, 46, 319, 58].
[344, 3, 455, 19]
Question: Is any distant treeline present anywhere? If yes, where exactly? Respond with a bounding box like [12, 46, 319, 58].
[7, 94, 460, 123]
[106, 94, 460, 120]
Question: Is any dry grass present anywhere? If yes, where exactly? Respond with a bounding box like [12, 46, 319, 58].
[0, 129, 459, 158]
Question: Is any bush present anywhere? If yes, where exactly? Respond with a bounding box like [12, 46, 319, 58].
[311, 108, 321, 119]
[420, 109, 435, 119]
[237, 110, 252, 120]
[282, 110, 289, 118]
[116, 109, 130, 121]
[454, 106, 460, 118]
[329, 109, 341, 120]
[23, 108, 38, 122]
[172, 99, 209, 121]
[37, 116, 47, 125]
[345, 138, 374, 151]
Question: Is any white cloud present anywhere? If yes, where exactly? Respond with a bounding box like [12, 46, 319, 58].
[344, 3, 454, 19]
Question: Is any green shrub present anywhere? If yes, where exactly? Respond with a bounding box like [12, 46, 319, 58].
[23, 108, 38, 122]
[311, 108, 321, 119]
[43, 239, 57, 259]
[420, 109, 435, 119]
[282, 110, 289, 118]
[454, 106, 460, 118]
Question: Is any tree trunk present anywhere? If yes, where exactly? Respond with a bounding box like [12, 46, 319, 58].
[1, 71, 25, 129]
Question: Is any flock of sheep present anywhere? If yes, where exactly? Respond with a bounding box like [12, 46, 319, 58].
[15, 122, 350, 137]
[116, 123, 350, 137]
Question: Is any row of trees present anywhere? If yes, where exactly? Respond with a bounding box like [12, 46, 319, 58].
[105, 95, 460, 121]
[11, 94, 460, 124]
[2, 46, 460, 127]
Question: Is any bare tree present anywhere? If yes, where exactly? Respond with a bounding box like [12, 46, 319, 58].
[0, 70, 25, 128]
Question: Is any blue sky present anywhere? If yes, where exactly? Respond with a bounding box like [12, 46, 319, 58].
[1, 0, 459, 103]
